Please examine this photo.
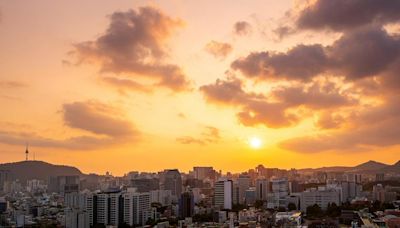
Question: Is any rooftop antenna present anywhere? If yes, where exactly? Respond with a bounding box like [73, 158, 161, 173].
[25, 142, 29, 161]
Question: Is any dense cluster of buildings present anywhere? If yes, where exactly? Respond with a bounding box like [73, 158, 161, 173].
[0, 164, 400, 227]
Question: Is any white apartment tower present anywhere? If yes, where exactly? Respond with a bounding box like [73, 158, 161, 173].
[214, 179, 233, 210]
[123, 190, 151, 226]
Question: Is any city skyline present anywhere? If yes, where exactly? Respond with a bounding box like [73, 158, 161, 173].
[1, 1, 400, 175]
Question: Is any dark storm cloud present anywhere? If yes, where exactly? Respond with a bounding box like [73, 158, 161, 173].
[72, 6, 190, 91]
[297, 0, 400, 31]
[233, 21, 252, 36]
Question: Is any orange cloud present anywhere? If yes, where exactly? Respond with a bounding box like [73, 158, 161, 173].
[0, 101, 140, 150]
[200, 77, 354, 128]
[233, 21, 252, 36]
[205, 40, 233, 59]
[176, 126, 221, 145]
[101, 77, 152, 94]
[71, 6, 190, 91]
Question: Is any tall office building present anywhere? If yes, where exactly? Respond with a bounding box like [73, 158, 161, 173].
[179, 191, 194, 218]
[245, 187, 256, 205]
[48, 176, 80, 194]
[0, 170, 12, 192]
[163, 169, 182, 199]
[233, 183, 240, 205]
[214, 179, 233, 210]
[65, 208, 88, 228]
[256, 178, 268, 201]
[122, 190, 151, 227]
[268, 178, 289, 208]
[131, 178, 159, 192]
[376, 173, 385, 182]
[238, 175, 250, 204]
[85, 190, 123, 227]
[345, 173, 361, 184]
[150, 190, 172, 206]
[193, 167, 214, 180]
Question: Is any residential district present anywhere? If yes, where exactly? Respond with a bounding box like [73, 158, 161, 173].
[0, 160, 400, 228]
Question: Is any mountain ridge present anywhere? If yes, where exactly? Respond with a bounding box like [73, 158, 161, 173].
[0, 160, 83, 183]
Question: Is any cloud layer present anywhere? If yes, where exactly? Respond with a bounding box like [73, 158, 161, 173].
[72, 6, 190, 91]
[201, 0, 400, 153]
[0, 101, 139, 150]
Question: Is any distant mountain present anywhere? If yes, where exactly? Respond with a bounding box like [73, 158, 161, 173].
[349, 160, 389, 172]
[298, 166, 351, 173]
[381, 160, 400, 173]
[0, 160, 82, 183]
[299, 160, 392, 174]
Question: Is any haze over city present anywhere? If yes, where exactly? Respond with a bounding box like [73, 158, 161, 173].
[2, 1, 400, 227]
[1, 0, 400, 176]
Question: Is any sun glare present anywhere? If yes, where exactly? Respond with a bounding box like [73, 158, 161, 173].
[249, 137, 262, 149]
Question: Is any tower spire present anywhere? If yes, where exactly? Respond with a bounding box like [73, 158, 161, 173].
[25, 142, 29, 161]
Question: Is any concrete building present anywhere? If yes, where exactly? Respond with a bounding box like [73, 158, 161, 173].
[255, 178, 268, 201]
[244, 187, 256, 205]
[0, 170, 12, 192]
[300, 187, 340, 212]
[85, 190, 123, 227]
[150, 189, 172, 206]
[193, 167, 214, 180]
[122, 189, 151, 226]
[131, 178, 159, 192]
[65, 208, 88, 228]
[237, 175, 250, 204]
[267, 178, 289, 208]
[163, 169, 182, 200]
[214, 179, 233, 210]
[376, 173, 385, 182]
[48, 176, 80, 194]
[179, 191, 194, 218]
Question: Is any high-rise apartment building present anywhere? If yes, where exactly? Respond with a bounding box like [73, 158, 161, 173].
[214, 179, 233, 210]
[179, 191, 194, 218]
[255, 178, 268, 201]
[163, 169, 182, 200]
[238, 175, 250, 204]
[268, 178, 289, 208]
[122, 189, 151, 226]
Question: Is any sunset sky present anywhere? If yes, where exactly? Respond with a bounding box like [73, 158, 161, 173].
[1, 0, 400, 175]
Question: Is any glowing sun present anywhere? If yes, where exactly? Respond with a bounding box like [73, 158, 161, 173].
[249, 137, 262, 149]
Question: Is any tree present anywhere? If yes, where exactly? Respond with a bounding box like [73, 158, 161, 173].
[277, 206, 287, 212]
[326, 203, 340, 217]
[254, 200, 264, 209]
[288, 202, 297, 211]
[306, 204, 323, 218]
